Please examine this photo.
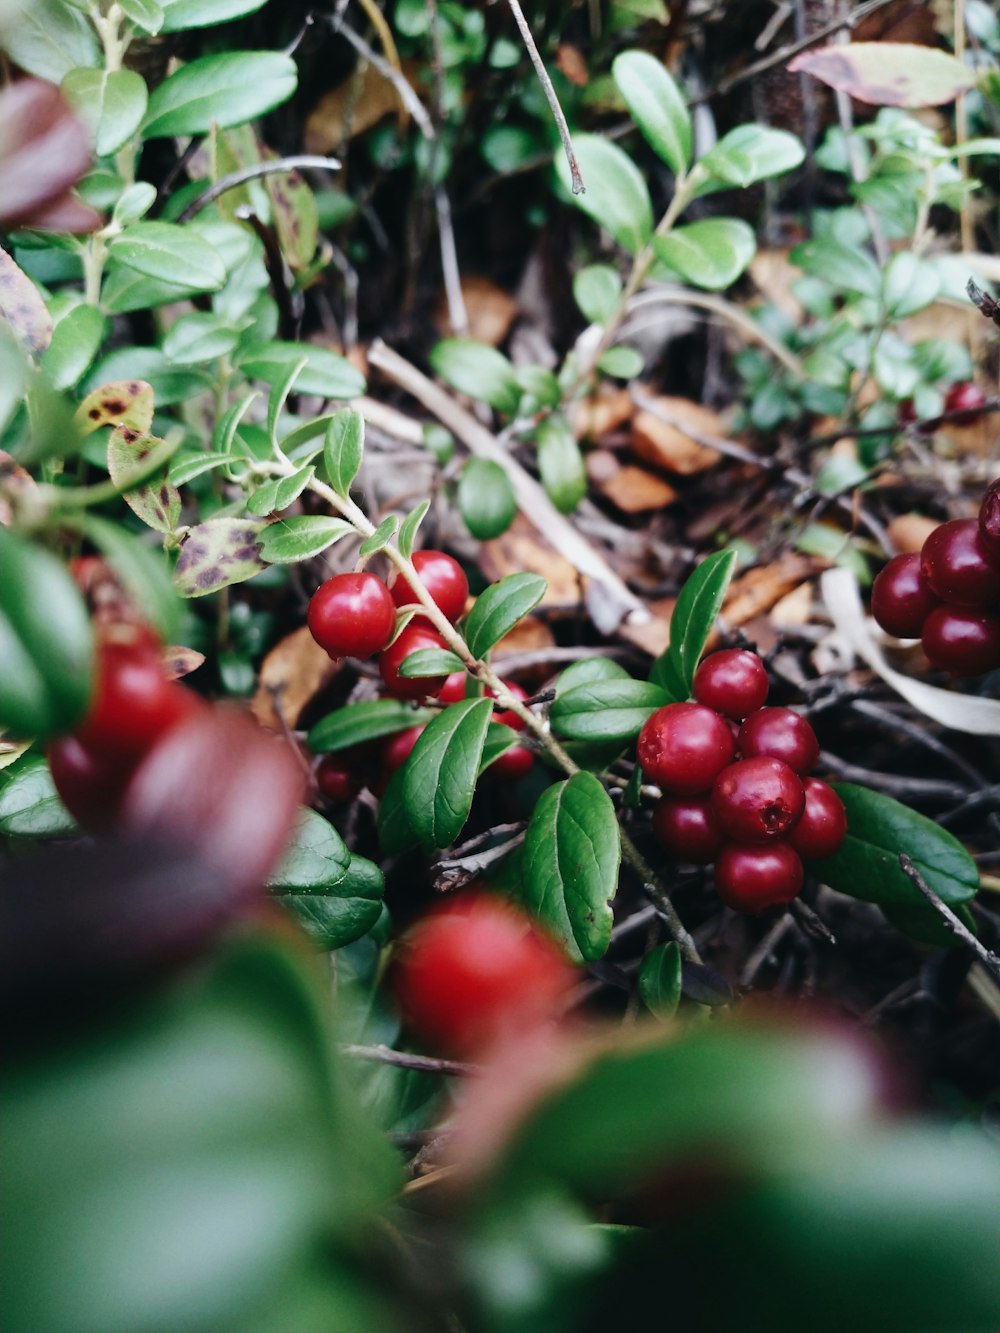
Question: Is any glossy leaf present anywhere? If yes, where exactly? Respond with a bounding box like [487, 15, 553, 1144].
[397, 499, 430, 560]
[612, 50, 691, 175]
[323, 409, 364, 495]
[169, 451, 234, 485]
[536, 417, 587, 514]
[142, 51, 298, 137]
[789, 41, 975, 108]
[62, 67, 148, 157]
[458, 458, 517, 540]
[550, 679, 668, 744]
[556, 134, 654, 254]
[639, 941, 682, 1019]
[358, 516, 398, 559]
[235, 341, 365, 399]
[430, 339, 521, 414]
[376, 766, 421, 856]
[881, 900, 978, 950]
[522, 772, 620, 962]
[573, 264, 623, 324]
[277, 854, 384, 950]
[0, 754, 76, 836]
[654, 218, 756, 291]
[698, 125, 805, 189]
[403, 698, 494, 849]
[308, 699, 435, 754]
[464, 572, 547, 659]
[41, 303, 105, 389]
[479, 721, 521, 773]
[555, 657, 632, 693]
[174, 516, 269, 595]
[267, 807, 350, 892]
[256, 515, 353, 564]
[246, 464, 314, 517]
[397, 648, 465, 679]
[650, 548, 737, 698]
[160, 0, 268, 32]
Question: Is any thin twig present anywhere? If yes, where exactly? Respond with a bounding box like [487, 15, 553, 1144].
[329, 14, 435, 137]
[898, 854, 1000, 984]
[340, 1043, 476, 1076]
[177, 155, 342, 223]
[506, 0, 584, 194]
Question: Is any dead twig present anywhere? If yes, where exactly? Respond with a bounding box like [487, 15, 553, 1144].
[898, 854, 1000, 985]
[506, 0, 584, 195]
[340, 1042, 476, 1076]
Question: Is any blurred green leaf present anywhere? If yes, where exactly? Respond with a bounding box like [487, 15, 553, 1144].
[650, 548, 737, 698]
[612, 50, 691, 175]
[638, 942, 682, 1019]
[430, 339, 521, 414]
[557, 135, 653, 254]
[256, 515, 352, 564]
[143, 51, 298, 137]
[654, 218, 756, 291]
[0, 754, 76, 836]
[458, 457, 517, 540]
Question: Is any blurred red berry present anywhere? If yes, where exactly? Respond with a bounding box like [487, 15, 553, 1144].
[921, 606, 1000, 675]
[76, 640, 203, 761]
[920, 519, 1000, 609]
[315, 754, 361, 804]
[943, 381, 988, 424]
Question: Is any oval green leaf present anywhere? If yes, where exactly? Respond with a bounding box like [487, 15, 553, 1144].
[556, 134, 654, 254]
[160, 0, 268, 31]
[550, 679, 668, 745]
[536, 416, 587, 514]
[638, 940, 682, 1019]
[323, 409, 364, 495]
[403, 697, 494, 849]
[650, 547, 737, 698]
[276, 854, 384, 950]
[255, 515, 353, 564]
[308, 699, 435, 753]
[654, 218, 756, 291]
[0, 755, 77, 837]
[142, 50, 298, 137]
[429, 339, 521, 414]
[790, 237, 881, 299]
[266, 807, 350, 892]
[62, 67, 148, 157]
[612, 49, 691, 176]
[698, 125, 805, 190]
[573, 264, 623, 325]
[109, 222, 226, 293]
[397, 648, 465, 679]
[458, 457, 517, 540]
[464, 572, 547, 659]
[235, 340, 365, 400]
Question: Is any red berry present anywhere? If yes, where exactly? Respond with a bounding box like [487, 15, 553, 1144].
[440, 671, 469, 703]
[943, 381, 988, 424]
[920, 519, 1000, 608]
[978, 479, 1000, 558]
[315, 754, 361, 803]
[652, 794, 723, 864]
[48, 734, 137, 832]
[394, 894, 574, 1056]
[693, 649, 769, 719]
[712, 756, 805, 842]
[871, 553, 940, 639]
[737, 707, 820, 777]
[382, 724, 425, 773]
[637, 702, 735, 795]
[440, 674, 528, 729]
[76, 640, 203, 761]
[714, 843, 804, 913]
[389, 550, 469, 623]
[379, 623, 449, 699]
[493, 681, 529, 731]
[921, 605, 1000, 675]
[307, 572, 396, 659]
[788, 778, 848, 861]
[491, 735, 533, 779]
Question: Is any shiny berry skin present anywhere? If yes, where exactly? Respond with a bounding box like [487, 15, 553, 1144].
[76, 640, 203, 761]
[307, 572, 396, 659]
[978, 479, 1000, 558]
[440, 674, 528, 730]
[383, 725, 425, 772]
[737, 707, 820, 777]
[712, 756, 805, 842]
[315, 754, 361, 804]
[871, 553, 940, 639]
[788, 778, 848, 861]
[48, 734, 137, 832]
[379, 623, 449, 699]
[637, 703, 735, 795]
[389, 550, 469, 623]
[944, 381, 988, 424]
[394, 894, 574, 1055]
[493, 681, 529, 731]
[693, 649, 769, 720]
[714, 843, 804, 913]
[652, 794, 723, 864]
[920, 519, 1000, 609]
[491, 735, 533, 779]
[921, 605, 1000, 675]
[439, 671, 469, 704]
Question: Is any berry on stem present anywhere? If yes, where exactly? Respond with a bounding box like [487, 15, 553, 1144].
[315, 754, 361, 804]
[921, 605, 1000, 675]
[48, 734, 137, 832]
[920, 519, 1000, 609]
[76, 639, 202, 761]
[693, 649, 769, 720]
[712, 756, 805, 842]
[788, 779, 848, 861]
[652, 794, 723, 865]
[637, 703, 735, 795]
[389, 550, 469, 623]
[714, 843, 804, 913]
[871, 553, 940, 639]
[379, 623, 450, 699]
[307, 571, 396, 660]
[737, 707, 820, 777]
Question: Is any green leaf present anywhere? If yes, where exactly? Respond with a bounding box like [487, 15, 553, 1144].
[106, 427, 182, 533]
[169, 451, 234, 485]
[358, 516, 398, 559]
[265, 163, 319, 272]
[308, 700, 435, 754]
[142, 50, 298, 137]
[465, 572, 547, 659]
[550, 679, 668, 745]
[653, 218, 756, 291]
[266, 354, 307, 447]
[109, 223, 226, 293]
[0, 527, 94, 741]
[612, 50, 691, 175]
[235, 341, 365, 399]
[555, 657, 632, 693]
[1, 0, 100, 82]
[162, 312, 239, 365]
[790, 238, 881, 299]
[84, 348, 211, 407]
[698, 125, 805, 189]
[638, 941, 682, 1018]
[277, 854, 384, 950]
[881, 900, 978, 949]
[536, 416, 587, 514]
[246, 464, 315, 517]
[267, 807, 350, 892]
[522, 772, 620, 962]
[160, 0, 268, 32]
[41, 304, 106, 390]
[213, 390, 259, 455]
[789, 41, 976, 109]
[0, 755, 76, 837]
[598, 345, 644, 379]
[173, 515, 269, 595]
[403, 698, 494, 849]
[62, 67, 148, 157]
[323, 409, 364, 495]
[397, 499, 430, 560]
[458, 457, 517, 540]
[811, 783, 979, 909]
[118, 0, 164, 33]
[881, 251, 940, 318]
[479, 721, 520, 773]
[556, 134, 654, 254]
[429, 339, 521, 414]
[397, 648, 465, 678]
[255, 515, 353, 564]
[650, 548, 737, 698]
[82, 514, 179, 640]
[376, 766, 420, 855]
[573, 264, 623, 324]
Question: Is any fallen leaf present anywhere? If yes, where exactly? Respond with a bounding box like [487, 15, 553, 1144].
[305, 60, 422, 153]
[887, 513, 938, 554]
[569, 387, 633, 440]
[251, 625, 339, 730]
[556, 44, 589, 87]
[631, 397, 725, 475]
[435, 276, 518, 346]
[598, 464, 679, 514]
[749, 249, 803, 321]
[789, 42, 975, 109]
[493, 613, 557, 660]
[481, 513, 582, 609]
[723, 553, 822, 627]
[770, 581, 814, 627]
[619, 597, 674, 657]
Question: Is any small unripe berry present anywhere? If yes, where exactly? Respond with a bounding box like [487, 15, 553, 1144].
[920, 519, 1000, 609]
[652, 794, 723, 864]
[308, 572, 396, 659]
[693, 649, 769, 720]
[712, 756, 805, 842]
[921, 605, 1000, 675]
[787, 779, 848, 861]
[714, 843, 804, 913]
[871, 553, 940, 639]
[737, 707, 820, 777]
[637, 703, 735, 795]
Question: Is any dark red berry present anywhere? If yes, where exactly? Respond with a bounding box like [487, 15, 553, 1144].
[308, 572, 396, 660]
[737, 707, 820, 777]
[712, 756, 805, 842]
[693, 649, 769, 720]
[48, 734, 137, 832]
[76, 640, 203, 761]
[920, 519, 1000, 608]
[394, 894, 574, 1055]
[389, 550, 469, 623]
[871, 553, 941, 639]
[943, 381, 988, 424]
[493, 681, 529, 731]
[315, 754, 361, 804]
[379, 623, 449, 699]
[383, 724, 425, 772]
[714, 843, 804, 913]
[921, 605, 1000, 675]
[978, 479, 1000, 557]
[491, 734, 533, 778]
[440, 671, 469, 704]
[788, 778, 848, 861]
[652, 794, 723, 864]
[637, 702, 735, 795]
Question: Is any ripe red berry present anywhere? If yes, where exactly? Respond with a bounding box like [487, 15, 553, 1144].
[440, 674, 528, 729]
[943, 381, 988, 424]
[493, 681, 529, 731]
[307, 571, 396, 660]
[48, 734, 137, 832]
[382, 724, 425, 773]
[737, 707, 820, 777]
[389, 550, 469, 623]
[693, 649, 769, 719]
[714, 843, 804, 913]
[76, 640, 203, 761]
[788, 778, 848, 861]
[379, 623, 449, 699]
[871, 553, 940, 639]
[978, 479, 1000, 558]
[712, 756, 805, 842]
[921, 605, 1000, 675]
[394, 894, 574, 1055]
[637, 702, 735, 795]
[315, 754, 361, 804]
[920, 519, 1000, 608]
[652, 794, 723, 864]
[440, 671, 469, 703]
[491, 735, 533, 779]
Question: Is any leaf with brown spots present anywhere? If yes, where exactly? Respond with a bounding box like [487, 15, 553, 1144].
[107, 425, 182, 534]
[75, 379, 155, 435]
[0, 249, 52, 356]
[162, 646, 206, 681]
[175, 516, 270, 598]
[789, 42, 975, 109]
[264, 158, 318, 271]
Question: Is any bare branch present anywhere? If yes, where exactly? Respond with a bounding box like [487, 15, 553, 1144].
[898, 854, 1000, 984]
[506, 0, 584, 194]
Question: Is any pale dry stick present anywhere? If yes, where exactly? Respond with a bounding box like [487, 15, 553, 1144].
[367, 339, 652, 628]
[341, 1043, 475, 1076]
[425, 0, 469, 337]
[505, 0, 584, 195]
[899, 853, 1000, 986]
[177, 155, 342, 223]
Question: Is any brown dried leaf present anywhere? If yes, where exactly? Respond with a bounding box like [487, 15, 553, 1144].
[748, 249, 803, 321]
[569, 387, 633, 440]
[619, 597, 674, 657]
[770, 581, 815, 627]
[555, 44, 589, 87]
[938, 414, 997, 458]
[75, 380, 155, 435]
[265, 157, 319, 272]
[631, 397, 725, 475]
[162, 646, 205, 681]
[435, 276, 518, 346]
[0, 248, 52, 355]
[250, 625, 339, 730]
[481, 513, 582, 608]
[305, 60, 420, 153]
[723, 554, 821, 628]
[598, 464, 679, 514]
[887, 513, 938, 554]
[493, 613, 557, 660]
[788, 42, 974, 109]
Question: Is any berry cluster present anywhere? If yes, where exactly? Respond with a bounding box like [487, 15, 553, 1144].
[871, 479, 1000, 675]
[638, 649, 846, 914]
